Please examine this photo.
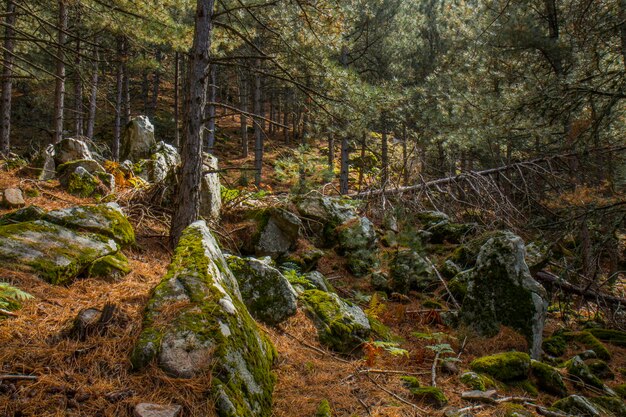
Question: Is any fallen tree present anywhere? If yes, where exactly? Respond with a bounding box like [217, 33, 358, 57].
[534, 270, 626, 308]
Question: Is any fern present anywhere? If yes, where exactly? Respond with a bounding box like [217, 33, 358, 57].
[0, 283, 33, 311]
[365, 292, 386, 320]
[370, 341, 409, 357]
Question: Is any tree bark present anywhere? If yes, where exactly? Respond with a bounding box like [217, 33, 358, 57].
[254, 57, 263, 187]
[620, 0, 626, 69]
[206, 62, 217, 152]
[85, 44, 98, 140]
[150, 49, 161, 119]
[381, 116, 388, 187]
[0, 0, 16, 155]
[113, 38, 123, 161]
[170, 0, 215, 246]
[340, 135, 350, 195]
[173, 51, 180, 148]
[402, 124, 409, 185]
[328, 133, 334, 171]
[73, 19, 83, 137]
[238, 69, 248, 157]
[52, 0, 68, 144]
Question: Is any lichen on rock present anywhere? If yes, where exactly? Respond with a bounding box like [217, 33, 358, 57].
[131, 221, 276, 417]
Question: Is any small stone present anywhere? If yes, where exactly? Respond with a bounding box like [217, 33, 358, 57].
[134, 403, 182, 417]
[461, 389, 498, 404]
[552, 395, 602, 416]
[2, 188, 25, 208]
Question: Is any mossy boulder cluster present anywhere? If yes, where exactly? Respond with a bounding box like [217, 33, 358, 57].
[390, 249, 435, 293]
[226, 255, 297, 325]
[131, 221, 276, 417]
[0, 203, 133, 284]
[459, 232, 548, 358]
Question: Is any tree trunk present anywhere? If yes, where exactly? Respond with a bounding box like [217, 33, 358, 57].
[86, 44, 98, 140]
[381, 117, 388, 187]
[283, 90, 289, 144]
[206, 63, 217, 152]
[173, 51, 180, 148]
[340, 135, 349, 195]
[402, 124, 409, 185]
[170, 0, 215, 246]
[239, 69, 248, 157]
[0, 0, 16, 155]
[150, 49, 161, 118]
[122, 38, 130, 124]
[113, 38, 123, 161]
[328, 133, 334, 171]
[74, 21, 83, 137]
[53, 0, 68, 144]
[620, 0, 626, 69]
[254, 59, 263, 187]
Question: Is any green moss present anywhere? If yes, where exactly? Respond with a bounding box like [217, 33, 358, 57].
[407, 386, 447, 407]
[589, 396, 626, 416]
[88, 252, 131, 279]
[422, 299, 444, 309]
[447, 275, 468, 301]
[400, 376, 420, 390]
[542, 335, 567, 357]
[508, 379, 538, 396]
[613, 383, 626, 398]
[585, 359, 614, 380]
[469, 352, 531, 382]
[346, 249, 378, 277]
[315, 399, 331, 417]
[447, 230, 505, 268]
[566, 356, 604, 389]
[130, 327, 162, 369]
[459, 372, 491, 391]
[67, 171, 99, 197]
[0, 205, 46, 226]
[562, 331, 611, 360]
[588, 328, 626, 347]
[530, 360, 567, 397]
[300, 289, 370, 354]
[502, 403, 533, 417]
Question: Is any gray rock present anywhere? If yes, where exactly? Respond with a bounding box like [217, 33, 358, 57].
[371, 271, 392, 292]
[337, 216, 376, 253]
[460, 232, 548, 359]
[460, 389, 498, 404]
[57, 159, 106, 189]
[346, 248, 379, 277]
[226, 255, 297, 325]
[567, 355, 604, 389]
[253, 208, 302, 258]
[199, 153, 221, 221]
[134, 403, 182, 417]
[2, 188, 24, 208]
[44, 203, 135, 246]
[0, 205, 46, 226]
[63, 166, 101, 197]
[121, 115, 156, 161]
[135, 141, 180, 183]
[131, 221, 276, 417]
[53, 137, 93, 165]
[296, 195, 356, 226]
[390, 249, 435, 293]
[552, 395, 603, 416]
[39, 144, 56, 180]
[0, 220, 121, 285]
[300, 289, 371, 354]
[303, 271, 333, 292]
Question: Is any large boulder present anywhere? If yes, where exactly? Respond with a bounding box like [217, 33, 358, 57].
[460, 232, 548, 358]
[53, 137, 93, 165]
[300, 289, 371, 354]
[120, 116, 156, 161]
[199, 153, 222, 221]
[253, 208, 302, 258]
[61, 166, 109, 198]
[296, 195, 356, 232]
[131, 221, 276, 417]
[134, 141, 180, 183]
[336, 217, 376, 253]
[390, 249, 436, 293]
[226, 255, 297, 325]
[0, 220, 123, 284]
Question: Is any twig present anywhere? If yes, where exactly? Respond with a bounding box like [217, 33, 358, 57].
[357, 368, 430, 376]
[0, 308, 17, 317]
[431, 351, 440, 387]
[425, 258, 460, 310]
[355, 397, 372, 416]
[283, 331, 352, 364]
[364, 373, 426, 415]
[0, 374, 37, 381]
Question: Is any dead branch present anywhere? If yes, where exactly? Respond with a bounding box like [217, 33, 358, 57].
[535, 270, 626, 308]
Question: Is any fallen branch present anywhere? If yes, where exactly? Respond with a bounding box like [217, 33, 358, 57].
[535, 270, 626, 308]
[0, 374, 37, 381]
[357, 368, 430, 376]
[0, 308, 18, 317]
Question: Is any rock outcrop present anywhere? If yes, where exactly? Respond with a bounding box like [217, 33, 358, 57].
[120, 116, 156, 161]
[252, 208, 301, 258]
[131, 221, 276, 417]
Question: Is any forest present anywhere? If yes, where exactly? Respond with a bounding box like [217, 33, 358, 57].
[0, 0, 624, 416]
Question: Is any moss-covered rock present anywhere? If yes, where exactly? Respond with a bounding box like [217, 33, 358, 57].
[590, 396, 626, 416]
[427, 221, 476, 244]
[131, 221, 276, 417]
[315, 399, 331, 417]
[253, 208, 302, 259]
[390, 249, 435, 293]
[370, 271, 392, 293]
[469, 352, 531, 382]
[226, 255, 297, 325]
[566, 355, 604, 389]
[440, 259, 462, 279]
[562, 331, 611, 360]
[542, 335, 567, 357]
[336, 217, 377, 254]
[586, 359, 614, 380]
[406, 386, 448, 407]
[346, 248, 379, 277]
[612, 383, 626, 398]
[447, 230, 507, 269]
[0, 205, 46, 226]
[502, 403, 533, 417]
[459, 371, 494, 391]
[0, 220, 120, 284]
[302, 271, 334, 293]
[66, 167, 101, 197]
[44, 203, 135, 247]
[588, 328, 626, 347]
[460, 232, 548, 358]
[88, 252, 131, 279]
[300, 289, 371, 354]
[400, 376, 420, 390]
[552, 395, 604, 416]
[530, 360, 567, 397]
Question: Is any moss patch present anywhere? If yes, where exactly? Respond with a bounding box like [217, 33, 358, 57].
[315, 399, 331, 417]
[587, 328, 626, 347]
[562, 331, 611, 360]
[88, 252, 131, 279]
[530, 360, 567, 397]
[469, 352, 531, 382]
[406, 386, 447, 407]
[542, 335, 567, 357]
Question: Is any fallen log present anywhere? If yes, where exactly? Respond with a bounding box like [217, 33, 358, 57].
[534, 270, 626, 308]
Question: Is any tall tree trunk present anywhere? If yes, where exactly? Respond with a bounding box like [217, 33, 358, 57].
[620, 0, 626, 69]
[206, 63, 217, 152]
[150, 49, 161, 118]
[283, 90, 289, 144]
[328, 133, 334, 171]
[74, 20, 83, 137]
[381, 116, 388, 187]
[173, 51, 180, 148]
[239, 69, 248, 157]
[53, 0, 68, 144]
[357, 133, 366, 191]
[122, 38, 130, 124]
[141, 66, 149, 115]
[254, 58, 263, 187]
[0, 0, 16, 155]
[340, 135, 350, 195]
[170, 0, 215, 246]
[86, 44, 98, 140]
[113, 38, 123, 161]
[402, 124, 409, 185]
